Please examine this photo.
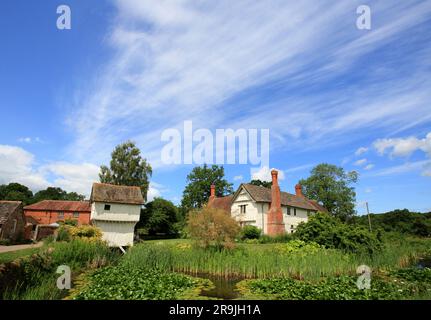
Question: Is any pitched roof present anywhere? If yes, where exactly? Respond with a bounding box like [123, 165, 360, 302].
[90, 183, 144, 205]
[24, 200, 91, 212]
[240, 184, 319, 211]
[208, 195, 233, 212]
[0, 201, 22, 224]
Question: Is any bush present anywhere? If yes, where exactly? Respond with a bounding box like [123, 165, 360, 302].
[0, 239, 11, 246]
[186, 207, 240, 249]
[258, 233, 293, 244]
[294, 213, 382, 254]
[56, 225, 71, 242]
[240, 225, 261, 240]
[55, 225, 102, 243]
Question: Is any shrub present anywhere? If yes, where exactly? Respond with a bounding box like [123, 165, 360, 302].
[55, 225, 102, 243]
[274, 240, 322, 255]
[69, 225, 102, 242]
[240, 225, 261, 240]
[186, 207, 240, 249]
[0, 239, 11, 246]
[56, 225, 72, 242]
[294, 212, 382, 254]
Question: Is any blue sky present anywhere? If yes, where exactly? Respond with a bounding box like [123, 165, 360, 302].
[1, 0, 431, 214]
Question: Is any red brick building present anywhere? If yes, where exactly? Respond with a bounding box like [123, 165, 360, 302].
[24, 200, 91, 226]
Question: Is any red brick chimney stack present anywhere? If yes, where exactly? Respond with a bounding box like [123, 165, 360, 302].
[267, 170, 285, 236]
[210, 184, 216, 198]
[295, 184, 303, 197]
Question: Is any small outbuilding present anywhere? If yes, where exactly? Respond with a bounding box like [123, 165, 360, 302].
[90, 183, 144, 248]
[0, 201, 26, 242]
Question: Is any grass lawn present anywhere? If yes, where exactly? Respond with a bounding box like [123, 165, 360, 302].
[0, 247, 41, 264]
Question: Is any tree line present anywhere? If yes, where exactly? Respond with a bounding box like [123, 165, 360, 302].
[2, 141, 429, 238]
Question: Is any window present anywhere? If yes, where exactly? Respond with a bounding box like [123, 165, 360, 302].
[239, 205, 247, 214]
[58, 211, 64, 219]
[104, 204, 111, 211]
[12, 219, 17, 234]
[286, 207, 291, 215]
[293, 208, 297, 216]
[73, 212, 79, 218]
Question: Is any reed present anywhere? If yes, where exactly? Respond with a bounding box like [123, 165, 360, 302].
[123, 238, 431, 280]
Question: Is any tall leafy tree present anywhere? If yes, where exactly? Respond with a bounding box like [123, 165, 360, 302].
[249, 179, 272, 188]
[299, 163, 358, 221]
[181, 164, 233, 214]
[33, 187, 85, 202]
[0, 183, 34, 205]
[137, 198, 178, 235]
[99, 141, 152, 201]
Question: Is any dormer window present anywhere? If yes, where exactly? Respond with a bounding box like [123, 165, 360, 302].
[239, 205, 247, 214]
[104, 204, 111, 211]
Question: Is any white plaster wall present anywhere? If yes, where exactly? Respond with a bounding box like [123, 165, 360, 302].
[91, 202, 141, 247]
[92, 220, 136, 247]
[91, 202, 141, 222]
[229, 187, 314, 235]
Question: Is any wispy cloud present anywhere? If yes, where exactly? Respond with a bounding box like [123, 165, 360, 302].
[370, 160, 430, 177]
[355, 147, 368, 156]
[65, 1, 431, 168]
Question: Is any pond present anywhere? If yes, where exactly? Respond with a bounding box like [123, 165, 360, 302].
[183, 272, 245, 299]
[417, 257, 431, 268]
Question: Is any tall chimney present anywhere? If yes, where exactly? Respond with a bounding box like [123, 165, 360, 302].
[295, 184, 303, 197]
[210, 184, 216, 198]
[267, 170, 285, 236]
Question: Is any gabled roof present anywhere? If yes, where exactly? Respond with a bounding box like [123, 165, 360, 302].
[24, 200, 91, 212]
[0, 201, 22, 224]
[235, 184, 321, 211]
[208, 195, 233, 212]
[90, 183, 144, 205]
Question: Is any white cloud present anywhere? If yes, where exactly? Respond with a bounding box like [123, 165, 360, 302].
[233, 175, 243, 181]
[251, 166, 285, 182]
[65, 1, 431, 166]
[355, 147, 368, 156]
[365, 188, 372, 193]
[0, 144, 102, 196]
[354, 158, 367, 166]
[373, 132, 431, 177]
[147, 183, 162, 202]
[18, 137, 42, 144]
[373, 132, 431, 158]
[40, 162, 100, 197]
[364, 164, 375, 170]
[0, 145, 49, 190]
[371, 160, 430, 177]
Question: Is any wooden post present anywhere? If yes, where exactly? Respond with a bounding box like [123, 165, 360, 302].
[366, 202, 372, 232]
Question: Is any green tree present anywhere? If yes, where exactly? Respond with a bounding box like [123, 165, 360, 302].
[99, 141, 152, 201]
[180, 164, 233, 214]
[0, 183, 34, 205]
[250, 179, 272, 188]
[33, 187, 85, 202]
[299, 163, 358, 220]
[137, 198, 178, 235]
